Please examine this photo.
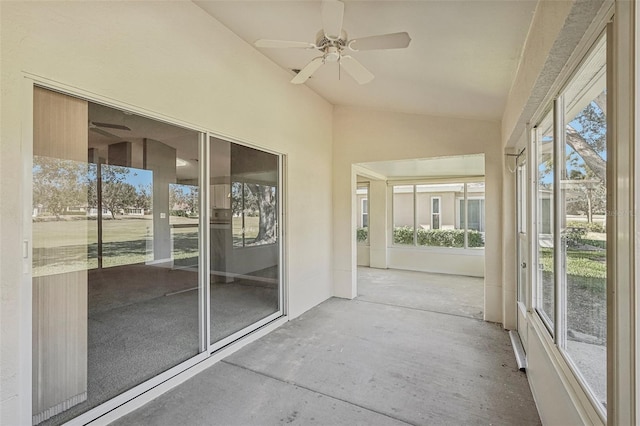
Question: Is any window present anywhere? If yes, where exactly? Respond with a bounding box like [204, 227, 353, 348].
[362, 199, 369, 228]
[393, 182, 484, 249]
[431, 196, 441, 229]
[536, 109, 555, 332]
[561, 36, 607, 409]
[459, 199, 485, 231]
[532, 34, 607, 411]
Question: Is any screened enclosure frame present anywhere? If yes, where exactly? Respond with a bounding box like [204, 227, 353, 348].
[389, 177, 486, 250]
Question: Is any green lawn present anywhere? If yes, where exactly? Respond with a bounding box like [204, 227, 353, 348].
[33, 216, 199, 275]
[539, 247, 606, 291]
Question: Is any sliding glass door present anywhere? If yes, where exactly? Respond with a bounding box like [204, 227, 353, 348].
[31, 86, 284, 425]
[209, 137, 281, 347]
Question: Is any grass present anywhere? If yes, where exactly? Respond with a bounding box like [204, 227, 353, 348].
[539, 247, 606, 291]
[33, 216, 199, 276]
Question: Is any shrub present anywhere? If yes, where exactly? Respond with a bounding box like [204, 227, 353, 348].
[567, 221, 605, 233]
[565, 226, 587, 247]
[357, 227, 368, 243]
[393, 226, 414, 245]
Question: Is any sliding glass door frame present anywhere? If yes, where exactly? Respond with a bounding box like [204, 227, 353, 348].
[23, 78, 287, 426]
[206, 132, 286, 354]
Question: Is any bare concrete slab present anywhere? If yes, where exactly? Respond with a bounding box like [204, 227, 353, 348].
[112, 269, 540, 426]
[226, 298, 539, 426]
[357, 267, 484, 319]
[112, 361, 406, 426]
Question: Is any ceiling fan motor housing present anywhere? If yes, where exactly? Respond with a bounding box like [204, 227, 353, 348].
[316, 29, 347, 52]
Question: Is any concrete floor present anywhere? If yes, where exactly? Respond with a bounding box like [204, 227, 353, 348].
[113, 268, 541, 426]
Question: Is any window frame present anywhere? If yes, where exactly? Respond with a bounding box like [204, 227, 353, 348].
[430, 196, 441, 230]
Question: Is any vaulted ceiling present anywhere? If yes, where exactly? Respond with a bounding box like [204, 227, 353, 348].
[196, 0, 538, 121]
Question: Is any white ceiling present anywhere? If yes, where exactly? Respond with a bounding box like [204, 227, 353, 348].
[195, 0, 537, 120]
[357, 154, 485, 180]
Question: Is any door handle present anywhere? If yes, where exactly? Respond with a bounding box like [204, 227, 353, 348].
[521, 262, 527, 268]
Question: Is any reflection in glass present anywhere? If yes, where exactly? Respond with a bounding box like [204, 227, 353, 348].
[537, 110, 555, 331]
[562, 36, 607, 408]
[32, 87, 201, 425]
[210, 137, 280, 344]
[100, 165, 154, 268]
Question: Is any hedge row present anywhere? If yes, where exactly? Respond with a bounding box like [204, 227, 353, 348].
[357, 226, 484, 248]
[393, 226, 484, 248]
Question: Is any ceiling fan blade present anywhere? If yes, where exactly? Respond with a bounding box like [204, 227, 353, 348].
[348, 32, 412, 51]
[321, 0, 344, 40]
[91, 121, 131, 131]
[291, 57, 325, 84]
[90, 127, 118, 139]
[340, 56, 374, 84]
[255, 39, 316, 49]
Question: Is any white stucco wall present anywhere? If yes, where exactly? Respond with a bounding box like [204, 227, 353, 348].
[332, 106, 502, 322]
[0, 2, 333, 424]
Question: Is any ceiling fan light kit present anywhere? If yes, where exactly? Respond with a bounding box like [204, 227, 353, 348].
[254, 0, 411, 85]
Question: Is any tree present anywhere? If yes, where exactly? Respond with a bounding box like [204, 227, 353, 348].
[101, 165, 137, 219]
[565, 97, 607, 223]
[136, 183, 152, 213]
[184, 186, 199, 216]
[566, 169, 606, 223]
[33, 156, 89, 219]
[245, 183, 277, 244]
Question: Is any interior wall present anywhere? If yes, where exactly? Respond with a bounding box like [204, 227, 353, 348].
[332, 106, 503, 322]
[0, 2, 333, 424]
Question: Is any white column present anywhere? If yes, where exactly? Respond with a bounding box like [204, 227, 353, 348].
[369, 180, 388, 269]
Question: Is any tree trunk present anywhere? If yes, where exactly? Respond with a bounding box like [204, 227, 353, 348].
[246, 184, 276, 243]
[566, 125, 607, 183]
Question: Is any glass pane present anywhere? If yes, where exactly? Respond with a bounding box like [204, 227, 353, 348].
[169, 183, 199, 268]
[101, 165, 154, 268]
[466, 182, 485, 248]
[562, 36, 607, 408]
[356, 186, 369, 244]
[393, 185, 414, 245]
[210, 138, 280, 344]
[416, 184, 464, 247]
[32, 87, 201, 425]
[537, 109, 555, 330]
[243, 183, 276, 247]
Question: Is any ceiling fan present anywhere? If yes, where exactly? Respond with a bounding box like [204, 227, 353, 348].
[254, 0, 411, 85]
[89, 121, 131, 139]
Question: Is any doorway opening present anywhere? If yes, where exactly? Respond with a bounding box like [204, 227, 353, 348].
[353, 154, 485, 320]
